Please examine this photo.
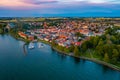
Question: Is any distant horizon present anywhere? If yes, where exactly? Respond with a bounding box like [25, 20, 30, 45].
[0, 16, 120, 18]
[0, 13, 120, 17]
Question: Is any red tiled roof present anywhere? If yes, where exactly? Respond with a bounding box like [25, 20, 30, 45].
[75, 42, 81, 46]
[18, 32, 27, 39]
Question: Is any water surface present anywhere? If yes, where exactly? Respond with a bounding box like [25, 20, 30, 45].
[0, 35, 120, 80]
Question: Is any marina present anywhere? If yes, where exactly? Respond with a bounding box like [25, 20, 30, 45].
[28, 42, 35, 49]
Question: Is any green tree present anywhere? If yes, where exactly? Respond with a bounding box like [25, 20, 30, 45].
[111, 49, 119, 64]
[96, 39, 104, 57]
[103, 44, 113, 58]
[34, 36, 37, 39]
[75, 32, 83, 37]
[57, 46, 64, 51]
[112, 49, 119, 58]
[0, 29, 3, 34]
[51, 40, 56, 47]
[111, 35, 117, 44]
[97, 39, 104, 46]
[81, 41, 87, 52]
[103, 53, 110, 62]
[96, 45, 104, 57]
[69, 45, 74, 52]
[64, 48, 70, 53]
[93, 36, 99, 48]
[117, 45, 120, 53]
[74, 46, 80, 56]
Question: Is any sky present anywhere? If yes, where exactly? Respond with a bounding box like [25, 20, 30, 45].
[0, 0, 120, 17]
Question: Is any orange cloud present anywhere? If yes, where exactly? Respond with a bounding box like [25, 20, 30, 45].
[0, 0, 35, 7]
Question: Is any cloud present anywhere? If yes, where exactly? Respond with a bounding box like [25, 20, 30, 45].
[0, 0, 35, 7]
[58, 0, 120, 4]
[0, 0, 58, 8]
[0, 0, 120, 17]
[0, 0, 120, 8]
[21, 0, 58, 5]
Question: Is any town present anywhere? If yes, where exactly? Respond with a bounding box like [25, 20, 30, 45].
[1, 0, 120, 79]
[0, 17, 120, 73]
[12, 18, 114, 48]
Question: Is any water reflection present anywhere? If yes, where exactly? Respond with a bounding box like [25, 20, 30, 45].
[23, 44, 27, 56]
[58, 53, 67, 61]
[73, 57, 80, 64]
[1, 35, 120, 80]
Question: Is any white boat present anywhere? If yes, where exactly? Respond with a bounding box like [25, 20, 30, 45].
[38, 43, 44, 48]
[28, 43, 35, 49]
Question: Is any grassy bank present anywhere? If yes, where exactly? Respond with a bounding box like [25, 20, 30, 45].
[52, 46, 120, 72]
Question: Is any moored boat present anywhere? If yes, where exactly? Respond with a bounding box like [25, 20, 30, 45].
[38, 43, 44, 48]
[28, 42, 35, 49]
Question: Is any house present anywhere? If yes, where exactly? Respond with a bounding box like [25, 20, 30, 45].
[31, 32, 35, 35]
[88, 31, 94, 36]
[83, 26, 88, 29]
[75, 42, 81, 46]
[81, 31, 89, 36]
[94, 32, 102, 36]
[18, 32, 27, 39]
[58, 42, 66, 47]
[44, 38, 49, 41]
[28, 35, 34, 41]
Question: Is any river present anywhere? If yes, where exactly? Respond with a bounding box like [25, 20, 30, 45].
[0, 35, 120, 80]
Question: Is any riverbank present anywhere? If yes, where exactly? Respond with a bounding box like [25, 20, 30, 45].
[1, 34, 120, 80]
[51, 46, 120, 72]
[4, 34, 120, 72]
[37, 38, 120, 72]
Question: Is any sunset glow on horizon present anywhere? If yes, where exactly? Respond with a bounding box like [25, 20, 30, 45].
[0, 0, 120, 17]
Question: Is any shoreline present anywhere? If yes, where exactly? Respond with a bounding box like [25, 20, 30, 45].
[51, 46, 120, 72]
[5, 34, 120, 72]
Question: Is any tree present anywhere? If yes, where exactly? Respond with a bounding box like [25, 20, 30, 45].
[51, 40, 56, 47]
[106, 39, 112, 44]
[75, 32, 83, 37]
[96, 45, 104, 57]
[64, 47, 70, 53]
[111, 35, 117, 44]
[103, 53, 110, 62]
[0, 29, 3, 34]
[93, 36, 99, 48]
[57, 46, 64, 51]
[74, 46, 80, 56]
[97, 39, 104, 46]
[81, 41, 87, 52]
[34, 36, 37, 39]
[103, 44, 113, 58]
[106, 34, 111, 40]
[111, 49, 119, 64]
[112, 49, 119, 58]
[69, 45, 74, 52]
[117, 45, 120, 54]
[96, 39, 104, 56]
[88, 38, 94, 48]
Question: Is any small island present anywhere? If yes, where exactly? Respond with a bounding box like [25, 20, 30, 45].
[0, 17, 120, 71]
